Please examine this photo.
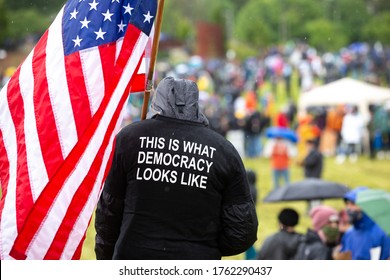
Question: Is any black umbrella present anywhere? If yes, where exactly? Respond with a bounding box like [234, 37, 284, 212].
[263, 178, 350, 202]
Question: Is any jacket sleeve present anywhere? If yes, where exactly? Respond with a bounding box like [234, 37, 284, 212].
[94, 136, 126, 260]
[94, 190, 124, 259]
[219, 199, 258, 256]
[218, 150, 258, 256]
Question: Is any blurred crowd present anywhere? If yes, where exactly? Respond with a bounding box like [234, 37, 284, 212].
[121, 42, 390, 162]
[255, 187, 390, 260]
[2, 41, 390, 161]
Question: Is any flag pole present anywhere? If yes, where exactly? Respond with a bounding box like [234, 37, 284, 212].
[141, 0, 165, 120]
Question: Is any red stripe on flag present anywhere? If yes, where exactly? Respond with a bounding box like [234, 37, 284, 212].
[6, 69, 34, 232]
[129, 57, 146, 93]
[44, 84, 130, 259]
[0, 130, 10, 217]
[64, 53, 92, 139]
[105, 26, 143, 97]
[32, 32, 64, 179]
[9, 25, 144, 260]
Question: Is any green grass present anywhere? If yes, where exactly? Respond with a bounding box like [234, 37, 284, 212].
[80, 155, 390, 260]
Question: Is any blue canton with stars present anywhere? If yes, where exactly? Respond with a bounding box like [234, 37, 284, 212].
[62, 0, 157, 56]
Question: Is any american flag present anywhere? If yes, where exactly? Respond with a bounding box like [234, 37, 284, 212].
[0, 0, 157, 260]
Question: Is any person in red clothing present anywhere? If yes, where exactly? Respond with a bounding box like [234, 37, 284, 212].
[276, 107, 289, 128]
[263, 137, 297, 189]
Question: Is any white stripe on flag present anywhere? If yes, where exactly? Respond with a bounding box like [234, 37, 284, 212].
[0, 83, 18, 260]
[137, 58, 147, 74]
[46, 8, 78, 158]
[61, 116, 119, 259]
[80, 47, 105, 115]
[19, 52, 49, 200]
[115, 38, 124, 62]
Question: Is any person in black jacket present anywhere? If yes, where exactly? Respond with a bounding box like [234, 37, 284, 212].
[300, 139, 323, 178]
[257, 208, 302, 260]
[299, 139, 324, 212]
[94, 76, 258, 260]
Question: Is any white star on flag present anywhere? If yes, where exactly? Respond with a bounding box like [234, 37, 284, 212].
[123, 3, 134, 15]
[89, 0, 99, 11]
[72, 35, 82, 47]
[80, 17, 91, 29]
[102, 9, 114, 21]
[117, 21, 127, 33]
[94, 28, 106, 40]
[143, 11, 154, 23]
[70, 9, 78, 20]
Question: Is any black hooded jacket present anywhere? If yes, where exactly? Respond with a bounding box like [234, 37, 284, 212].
[94, 77, 258, 260]
[294, 229, 330, 260]
[257, 229, 302, 260]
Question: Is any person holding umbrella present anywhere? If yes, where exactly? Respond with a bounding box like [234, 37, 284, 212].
[333, 187, 390, 260]
[263, 130, 297, 190]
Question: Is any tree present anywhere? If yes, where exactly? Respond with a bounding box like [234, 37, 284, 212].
[6, 9, 53, 41]
[365, 0, 390, 14]
[331, 0, 369, 43]
[279, 0, 322, 41]
[363, 12, 390, 44]
[162, 0, 196, 42]
[234, 0, 323, 47]
[234, 0, 275, 48]
[0, 0, 7, 46]
[5, 0, 64, 12]
[304, 19, 348, 51]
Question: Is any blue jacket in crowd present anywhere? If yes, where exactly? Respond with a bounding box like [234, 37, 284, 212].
[341, 187, 390, 260]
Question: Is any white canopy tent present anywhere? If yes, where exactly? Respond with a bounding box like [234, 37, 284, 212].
[298, 78, 390, 121]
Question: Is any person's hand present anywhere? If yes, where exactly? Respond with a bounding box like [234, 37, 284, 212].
[332, 245, 352, 260]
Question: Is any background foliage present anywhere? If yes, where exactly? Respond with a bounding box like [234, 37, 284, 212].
[1, 0, 390, 53]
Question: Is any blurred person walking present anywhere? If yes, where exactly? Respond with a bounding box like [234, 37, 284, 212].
[244, 110, 268, 158]
[298, 139, 324, 212]
[299, 139, 323, 179]
[337, 106, 365, 163]
[324, 106, 344, 156]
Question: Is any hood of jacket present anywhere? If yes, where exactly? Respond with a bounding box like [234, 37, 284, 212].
[147, 76, 209, 126]
[343, 186, 376, 229]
